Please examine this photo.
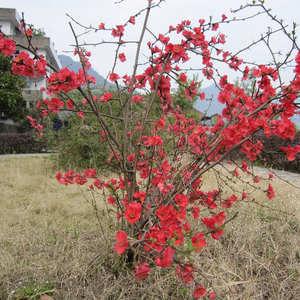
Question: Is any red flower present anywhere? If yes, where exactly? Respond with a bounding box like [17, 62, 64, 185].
[179, 73, 187, 82]
[242, 192, 248, 199]
[109, 73, 120, 82]
[107, 195, 116, 206]
[25, 29, 33, 37]
[233, 166, 239, 177]
[266, 184, 275, 199]
[78, 111, 85, 119]
[157, 205, 171, 220]
[194, 286, 207, 298]
[252, 175, 261, 183]
[148, 136, 163, 147]
[100, 93, 113, 103]
[118, 52, 126, 62]
[215, 211, 226, 226]
[0, 35, 16, 57]
[124, 202, 142, 223]
[135, 263, 151, 280]
[212, 23, 219, 31]
[75, 172, 88, 185]
[176, 262, 195, 283]
[115, 231, 129, 254]
[155, 247, 175, 268]
[67, 99, 74, 110]
[133, 191, 146, 203]
[242, 161, 248, 172]
[174, 193, 189, 207]
[192, 232, 207, 251]
[280, 145, 300, 161]
[55, 171, 67, 186]
[131, 95, 143, 103]
[192, 206, 200, 219]
[129, 16, 136, 25]
[155, 116, 166, 130]
[111, 25, 124, 38]
[201, 215, 225, 240]
[99, 23, 105, 29]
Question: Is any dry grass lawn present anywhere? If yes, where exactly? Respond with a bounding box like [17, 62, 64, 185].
[0, 157, 300, 299]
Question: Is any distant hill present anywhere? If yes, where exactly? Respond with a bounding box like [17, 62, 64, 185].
[195, 84, 224, 116]
[194, 83, 300, 128]
[58, 54, 107, 86]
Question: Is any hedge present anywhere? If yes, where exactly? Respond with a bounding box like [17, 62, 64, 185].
[0, 132, 47, 154]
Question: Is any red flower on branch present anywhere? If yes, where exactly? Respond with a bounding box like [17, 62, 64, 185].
[157, 205, 171, 220]
[0, 34, 16, 56]
[118, 52, 126, 62]
[174, 193, 189, 207]
[129, 16, 135, 25]
[155, 247, 175, 268]
[111, 25, 124, 37]
[115, 231, 129, 254]
[266, 184, 275, 199]
[176, 262, 195, 283]
[192, 232, 207, 251]
[124, 202, 142, 223]
[133, 191, 146, 203]
[109, 73, 120, 82]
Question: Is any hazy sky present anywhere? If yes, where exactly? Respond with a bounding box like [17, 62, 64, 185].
[2, 0, 300, 87]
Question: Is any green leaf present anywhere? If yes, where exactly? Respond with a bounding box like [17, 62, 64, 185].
[170, 238, 176, 246]
[179, 288, 188, 295]
[188, 238, 193, 250]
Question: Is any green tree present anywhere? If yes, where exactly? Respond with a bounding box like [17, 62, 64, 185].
[172, 74, 201, 111]
[32, 27, 46, 37]
[0, 53, 28, 122]
[172, 74, 202, 122]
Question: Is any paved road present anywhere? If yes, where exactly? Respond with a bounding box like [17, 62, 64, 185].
[218, 163, 300, 188]
[249, 165, 300, 188]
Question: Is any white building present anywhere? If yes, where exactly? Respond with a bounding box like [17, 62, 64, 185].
[0, 7, 62, 108]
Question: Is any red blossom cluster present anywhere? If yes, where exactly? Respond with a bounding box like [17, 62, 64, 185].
[46, 67, 93, 95]
[0, 33, 16, 56]
[11, 51, 47, 77]
[6, 5, 300, 298]
[27, 116, 43, 137]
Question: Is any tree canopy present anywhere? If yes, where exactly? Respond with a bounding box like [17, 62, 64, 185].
[0, 53, 28, 122]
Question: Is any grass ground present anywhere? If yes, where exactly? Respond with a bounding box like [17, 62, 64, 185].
[0, 157, 300, 299]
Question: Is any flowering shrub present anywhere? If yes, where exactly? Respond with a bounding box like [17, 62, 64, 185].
[2, 1, 300, 298]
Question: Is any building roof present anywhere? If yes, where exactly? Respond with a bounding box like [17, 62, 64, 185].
[12, 35, 62, 71]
